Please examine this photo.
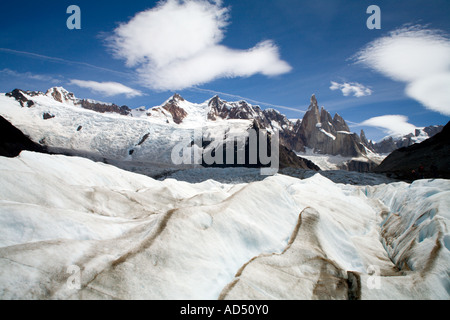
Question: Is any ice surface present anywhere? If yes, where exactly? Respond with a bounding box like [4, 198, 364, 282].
[0, 152, 448, 299]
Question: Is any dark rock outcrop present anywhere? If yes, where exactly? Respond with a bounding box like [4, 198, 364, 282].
[5, 89, 35, 108]
[279, 145, 320, 170]
[374, 121, 450, 180]
[137, 133, 150, 146]
[43, 113, 55, 120]
[5, 88, 132, 116]
[0, 116, 48, 157]
[79, 100, 131, 116]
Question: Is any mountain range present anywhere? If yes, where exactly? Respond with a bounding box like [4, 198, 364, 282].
[0, 87, 444, 174]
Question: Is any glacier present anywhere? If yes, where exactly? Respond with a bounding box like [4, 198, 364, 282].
[0, 151, 448, 300]
[0, 90, 258, 177]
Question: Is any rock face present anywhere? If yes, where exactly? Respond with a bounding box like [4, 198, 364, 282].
[161, 94, 188, 124]
[79, 100, 131, 116]
[0, 116, 48, 157]
[374, 121, 450, 180]
[279, 145, 320, 170]
[297, 95, 366, 157]
[5, 89, 36, 108]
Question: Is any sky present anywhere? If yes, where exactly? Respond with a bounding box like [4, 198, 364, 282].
[0, 0, 449, 141]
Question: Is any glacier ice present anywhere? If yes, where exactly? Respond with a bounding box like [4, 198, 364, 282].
[0, 151, 448, 300]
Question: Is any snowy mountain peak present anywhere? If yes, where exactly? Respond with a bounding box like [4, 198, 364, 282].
[207, 95, 228, 109]
[45, 87, 77, 105]
[46, 86, 71, 96]
[171, 93, 185, 102]
[157, 94, 190, 124]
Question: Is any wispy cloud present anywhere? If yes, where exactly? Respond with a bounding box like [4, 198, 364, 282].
[0, 48, 131, 78]
[107, 0, 292, 91]
[354, 25, 450, 116]
[360, 115, 417, 137]
[329, 81, 372, 97]
[0, 68, 61, 83]
[69, 80, 143, 98]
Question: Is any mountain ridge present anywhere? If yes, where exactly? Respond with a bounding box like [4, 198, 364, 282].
[0, 87, 320, 175]
[2, 87, 444, 173]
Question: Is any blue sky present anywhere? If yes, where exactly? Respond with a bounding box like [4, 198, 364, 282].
[1, 0, 449, 141]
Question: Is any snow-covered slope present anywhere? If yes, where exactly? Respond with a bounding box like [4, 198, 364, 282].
[0, 87, 380, 173]
[0, 151, 448, 299]
[295, 147, 386, 172]
[0, 90, 256, 176]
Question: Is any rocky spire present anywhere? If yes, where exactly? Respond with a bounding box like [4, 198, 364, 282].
[299, 94, 366, 157]
[309, 94, 319, 111]
[360, 129, 369, 145]
[332, 113, 350, 132]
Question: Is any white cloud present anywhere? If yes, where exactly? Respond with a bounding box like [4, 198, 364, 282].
[69, 80, 143, 98]
[107, 0, 291, 91]
[330, 81, 372, 97]
[405, 73, 450, 116]
[354, 25, 450, 116]
[360, 115, 417, 137]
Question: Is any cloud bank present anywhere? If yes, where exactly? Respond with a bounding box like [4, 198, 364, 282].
[330, 81, 372, 97]
[360, 115, 417, 137]
[107, 0, 292, 91]
[69, 80, 143, 98]
[354, 25, 450, 116]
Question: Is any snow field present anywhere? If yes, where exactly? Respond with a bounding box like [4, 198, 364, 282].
[1, 152, 448, 299]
